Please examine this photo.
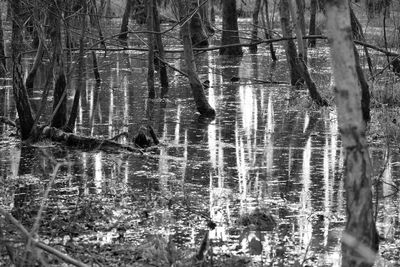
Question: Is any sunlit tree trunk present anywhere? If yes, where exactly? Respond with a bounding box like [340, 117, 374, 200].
[308, 0, 317, 47]
[50, 1, 67, 128]
[249, 0, 262, 53]
[220, 0, 242, 56]
[146, 0, 155, 99]
[152, 0, 169, 98]
[119, 0, 132, 43]
[65, 2, 87, 133]
[178, 0, 215, 117]
[326, 1, 379, 266]
[10, 0, 34, 140]
[279, 0, 302, 85]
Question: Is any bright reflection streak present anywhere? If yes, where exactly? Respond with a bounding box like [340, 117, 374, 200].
[175, 105, 181, 144]
[323, 136, 331, 246]
[266, 94, 274, 133]
[303, 111, 309, 133]
[299, 137, 312, 250]
[208, 119, 216, 169]
[94, 152, 102, 193]
[108, 83, 114, 138]
[382, 153, 393, 238]
[123, 76, 129, 139]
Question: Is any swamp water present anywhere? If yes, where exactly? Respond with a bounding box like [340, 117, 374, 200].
[0, 40, 399, 266]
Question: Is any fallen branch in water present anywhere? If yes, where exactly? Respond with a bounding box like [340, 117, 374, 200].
[41, 126, 144, 154]
[0, 208, 89, 267]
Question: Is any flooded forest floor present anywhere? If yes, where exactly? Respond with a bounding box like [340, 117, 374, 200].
[1, 18, 400, 266]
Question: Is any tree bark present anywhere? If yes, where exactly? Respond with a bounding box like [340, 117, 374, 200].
[326, 1, 379, 266]
[308, 0, 317, 47]
[178, 0, 215, 117]
[190, 1, 209, 48]
[220, 0, 242, 56]
[249, 0, 262, 53]
[65, 2, 87, 133]
[152, 0, 169, 98]
[25, 38, 44, 96]
[146, 0, 155, 99]
[50, 1, 67, 129]
[290, 0, 307, 62]
[119, 0, 132, 43]
[279, 0, 303, 86]
[263, 0, 277, 61]
[0, 12, 6, 76]
[10, 0, 35, 140]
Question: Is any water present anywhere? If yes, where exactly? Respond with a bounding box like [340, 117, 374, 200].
[0, 31, 399, 266]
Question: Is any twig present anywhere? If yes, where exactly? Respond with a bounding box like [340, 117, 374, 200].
[0, 208, 89, 267]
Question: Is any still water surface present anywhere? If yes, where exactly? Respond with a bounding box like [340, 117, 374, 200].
[0, 40, 399, 266]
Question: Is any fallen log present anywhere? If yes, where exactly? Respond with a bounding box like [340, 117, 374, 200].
[41, 126, 144, 154]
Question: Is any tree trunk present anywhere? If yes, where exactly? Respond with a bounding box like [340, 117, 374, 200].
[279, 0, 303, 86]
[25, 39, 44, 96]
[290, 0, 307, 62]
[326, 1, 379, 266]
[65, 2, 87, 133]
[0, 13, 6, 77]
[146, 0, 155, 99]
[263, 0, 277, 61]
[210, 0, 215, 24]
[152, 0, 169, 98]
[354, 46, 371, 123]
[190, 1, 209, 48]
[249, 0, 262, 53]
[50, 1, 67, 129]
[308, 0, 317, 47]
[220, 0, 242, 56]
[10, 0, 35, 140]
[119, 0, 132, 43]
[178, 0, 215, 117]
[199, 1, 214, 34]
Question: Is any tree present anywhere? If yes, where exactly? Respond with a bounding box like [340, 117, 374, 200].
[119, 0, 132, 43]
[279, 0, 302, 85]
[325, 1, 379, 266]
[178, 0, 215, 117]
[49, 1, 67, 129]
[220, 0, 242, 56]
[308, 0, 317, 47]
[146, 0, 155, 99]
[249, 0, 262, 53]
[10, 0, 34, 140]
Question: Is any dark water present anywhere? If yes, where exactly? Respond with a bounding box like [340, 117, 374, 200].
[1, 30, 400, 266]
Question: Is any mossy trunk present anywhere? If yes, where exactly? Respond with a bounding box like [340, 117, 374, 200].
[326, 1, 379, 266]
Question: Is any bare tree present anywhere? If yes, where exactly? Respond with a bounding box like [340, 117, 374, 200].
[249, 0, 262, 53]
[220, 0, 242, 56]
[178, 0, 215, 117]
[10, 0, 34, 140]
[326, 1, 379, 266]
